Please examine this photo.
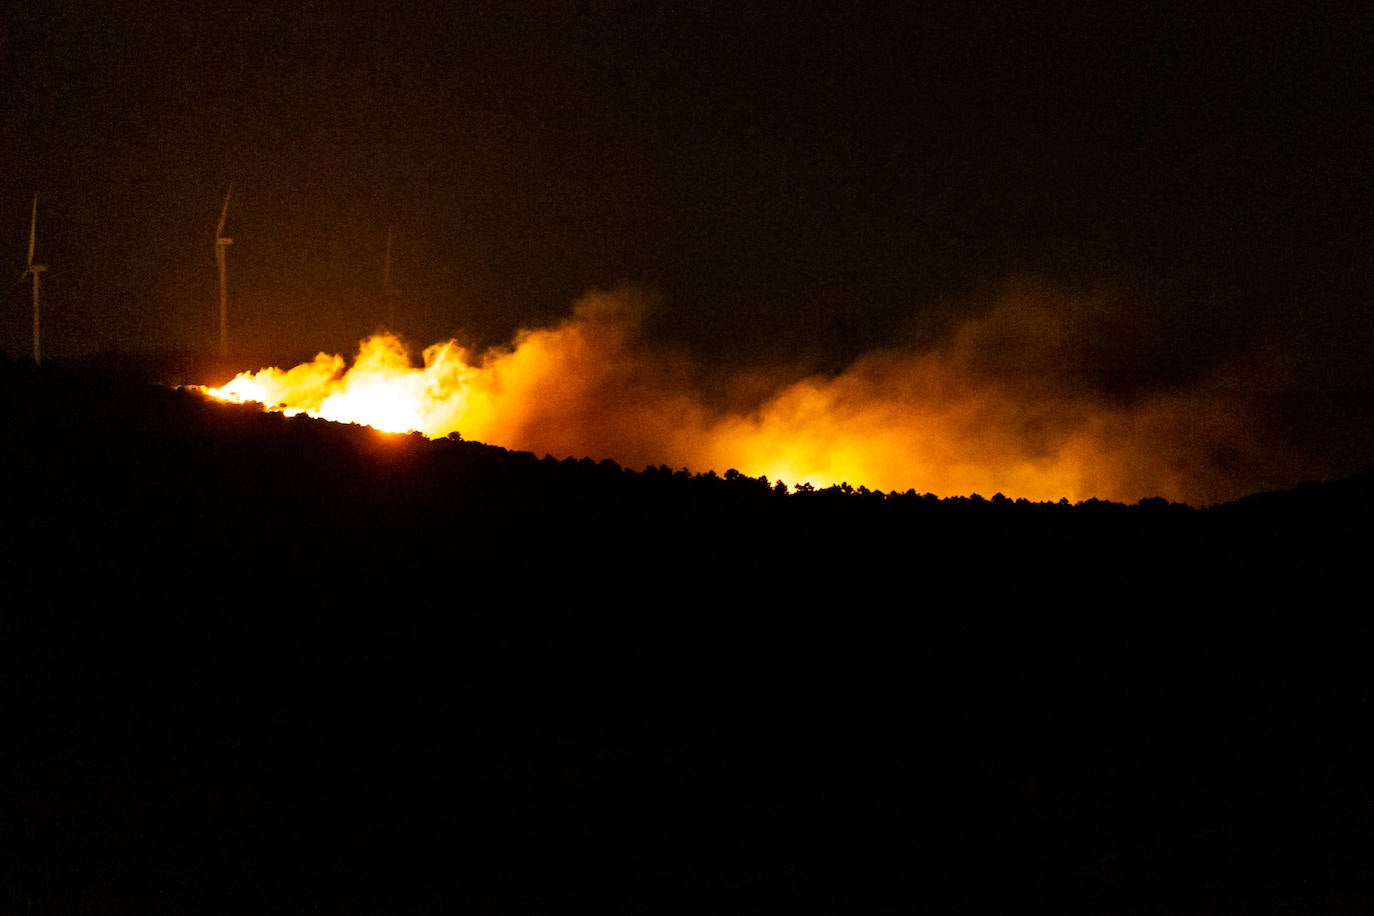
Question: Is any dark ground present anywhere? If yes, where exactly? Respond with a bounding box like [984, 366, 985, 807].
[2, 356, 1371, 914]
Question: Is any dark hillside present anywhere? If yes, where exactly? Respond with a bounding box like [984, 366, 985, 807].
[2, 357, 1370, 914]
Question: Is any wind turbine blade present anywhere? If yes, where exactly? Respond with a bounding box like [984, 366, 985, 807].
[28, 194, 37, 267]
[217, 182, 233, 237]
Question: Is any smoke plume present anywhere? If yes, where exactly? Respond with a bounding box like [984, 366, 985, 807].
[205, 280, 1368, 506]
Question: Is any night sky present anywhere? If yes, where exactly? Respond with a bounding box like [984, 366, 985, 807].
[4, 2, 1371, 398]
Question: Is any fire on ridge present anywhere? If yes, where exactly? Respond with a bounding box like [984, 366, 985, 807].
[195, 283, 1312, 507]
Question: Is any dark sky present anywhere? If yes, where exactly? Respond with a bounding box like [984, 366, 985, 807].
[3, 1, 1371, 387]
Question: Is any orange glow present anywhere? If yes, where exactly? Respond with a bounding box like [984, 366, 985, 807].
[196, 283, 1292, 506]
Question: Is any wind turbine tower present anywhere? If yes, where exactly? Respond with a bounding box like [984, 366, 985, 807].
[22, 194, 47, 366]
[215, 182, 233, 359]
[383, 225, 397, 329]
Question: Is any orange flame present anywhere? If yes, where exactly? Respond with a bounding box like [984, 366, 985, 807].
[198, 283, 1303, 506]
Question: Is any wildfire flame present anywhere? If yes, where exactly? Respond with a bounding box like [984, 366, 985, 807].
[197, 282, 1307, 506]
[208, 335, 482, 436]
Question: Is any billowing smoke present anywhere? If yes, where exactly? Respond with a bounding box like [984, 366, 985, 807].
[204, 280, 1367, 506]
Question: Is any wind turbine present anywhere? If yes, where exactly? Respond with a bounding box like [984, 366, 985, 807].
[21, 194, 47, 366]
[215, 182, 233, 359]
[383, 225, 397, 329]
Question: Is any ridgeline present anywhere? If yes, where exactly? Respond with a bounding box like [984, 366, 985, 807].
[2, 356, 1370, 914]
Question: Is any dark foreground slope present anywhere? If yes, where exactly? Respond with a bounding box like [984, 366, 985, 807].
[2, 358, 1371, 914]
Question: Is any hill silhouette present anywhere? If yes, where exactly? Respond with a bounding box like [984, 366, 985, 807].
[2, 356, 1370, 914]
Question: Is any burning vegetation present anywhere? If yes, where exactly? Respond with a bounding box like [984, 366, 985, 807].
[199, 281, 1359, 506]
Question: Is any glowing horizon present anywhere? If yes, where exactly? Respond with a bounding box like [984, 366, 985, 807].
[195, 283, 1301, 507]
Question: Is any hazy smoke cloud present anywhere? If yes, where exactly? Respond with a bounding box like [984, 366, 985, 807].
[206, 280, 1368, 506]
